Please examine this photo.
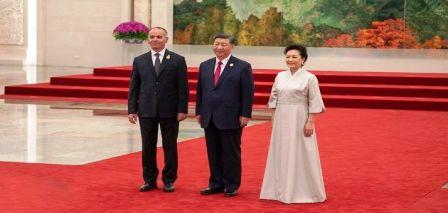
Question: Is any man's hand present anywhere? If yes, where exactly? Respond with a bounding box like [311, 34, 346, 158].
[240, 116, 250, 127]
[177, 113, 187, 121]
[128, 114, 138, 124]
[196, 115, 201, 124]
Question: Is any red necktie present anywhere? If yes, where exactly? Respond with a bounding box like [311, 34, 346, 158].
[214, 61, 222, 85]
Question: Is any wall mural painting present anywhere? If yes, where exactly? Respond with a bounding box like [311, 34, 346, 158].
[173, 0, 448, 49]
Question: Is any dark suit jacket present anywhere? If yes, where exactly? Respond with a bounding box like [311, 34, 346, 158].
[195, 56, 254, 129]
[128, 50, 189, 118]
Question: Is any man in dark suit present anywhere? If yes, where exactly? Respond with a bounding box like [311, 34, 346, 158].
[128, 27, 189, 193]
[196, 33, 254, 197]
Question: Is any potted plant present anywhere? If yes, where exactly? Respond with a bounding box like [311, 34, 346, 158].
[113, 21, 149, 44]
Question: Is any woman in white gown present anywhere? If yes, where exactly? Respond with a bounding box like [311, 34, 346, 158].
[260, 44, 326, 204]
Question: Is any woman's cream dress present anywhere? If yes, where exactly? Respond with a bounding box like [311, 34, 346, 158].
[260, 69, 326, 204]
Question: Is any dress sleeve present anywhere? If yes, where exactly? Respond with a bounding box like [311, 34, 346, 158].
[267, 74, 279, 109]
[308, 75, 325, 113]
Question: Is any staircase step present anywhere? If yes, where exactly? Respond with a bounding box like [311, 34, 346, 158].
[314, 71, 448, 86]
[5, 84, 271, 105]
[52, 74, 448, 98]
[93, 66, 132, 77]
[51, 75, 276, 93]
[4, 66, 448, 111]
[51, 74, 130, 87]
[187, 81, 448, 97]
[187, 80, 273, 93]
[5, 83, 128, 99]
[323, 94, 448, 111]
[186, 91, 270, 105]
[93, 67, 200, 77]
[189, 70, 448, 85]
[187, 70, 279, 82]
[93, 67, 280, 82]
[92, 66, 448, 86]
[319, 83, 448, 98]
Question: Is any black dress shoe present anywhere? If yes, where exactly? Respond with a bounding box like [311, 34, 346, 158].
[139, 182, 157, 192]
[224, 189, 237, 197]
[200, 187, 224, 195]
[163, 183, 174, 192]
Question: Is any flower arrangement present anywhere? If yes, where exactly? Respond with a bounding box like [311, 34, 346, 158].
[113, 21, 149, 43]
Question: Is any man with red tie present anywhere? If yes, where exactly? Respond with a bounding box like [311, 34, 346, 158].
[195, 33, 254, 197]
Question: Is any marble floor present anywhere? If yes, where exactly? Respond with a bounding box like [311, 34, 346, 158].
[0, 65, 267, 165]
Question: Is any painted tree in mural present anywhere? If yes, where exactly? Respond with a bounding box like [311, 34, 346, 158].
[194, 6, 224, 44]
[222, 7, 240, 39]
[422, 36, 448, 49]
[237, 15, 259, 46]
[306, 0, 406, 46]
[405, 0, 448, 44]
[173, 0, 447, 48]
[324, 19, 420, 48]
[357, 19, 419, 48]
[238, 7, 283, 46]
[173, 0, 200, 44]
[257, 7, 284, 46]
[174, 0, 243, 44]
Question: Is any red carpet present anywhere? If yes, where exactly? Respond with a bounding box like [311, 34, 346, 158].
[3, 66, 448, 110]
[0, 108, 447, 212]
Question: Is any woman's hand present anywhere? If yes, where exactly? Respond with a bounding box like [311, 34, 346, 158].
[304, 114, 315, 137]
[304, 120, 314, 137]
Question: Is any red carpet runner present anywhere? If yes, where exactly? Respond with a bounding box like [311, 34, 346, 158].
[0, 108, 447, 212]
[3, 66, 448, 110]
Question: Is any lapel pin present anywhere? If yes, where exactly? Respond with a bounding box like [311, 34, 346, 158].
[229, 63, 234, 67]
[166, 55, 171, 59]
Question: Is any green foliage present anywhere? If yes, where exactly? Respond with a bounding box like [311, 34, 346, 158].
[113, 32, 148, 41]
[223, 7, 240, 39]
[370, 0, 404, 20]
[405, 0, 448, 42]
[173, 0, 201, 30]
[193, 6, 225, 44]
[311, 0, 401, 34]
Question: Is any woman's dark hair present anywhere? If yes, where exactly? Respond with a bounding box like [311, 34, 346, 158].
[284, 44, 308, 63]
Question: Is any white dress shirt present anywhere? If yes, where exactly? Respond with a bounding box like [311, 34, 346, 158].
[214, 54, 231, 75]
[151, 48, 166, 65]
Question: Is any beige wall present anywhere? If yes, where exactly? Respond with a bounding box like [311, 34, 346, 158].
[133, 0, 150, 27]
[171, 45, 448, 73]
[0, 0, 24, 44]
[0, 0, 26, 64]
[40, 0, 133, 67]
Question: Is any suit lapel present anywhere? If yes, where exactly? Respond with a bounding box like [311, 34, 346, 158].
[214, 56, 235, 88]
[208, 58, 216, 86]
[157, 50, 170, 77]
[146, 52, 157, 78]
